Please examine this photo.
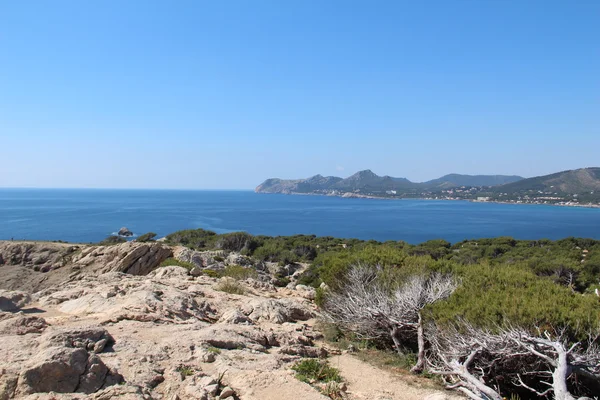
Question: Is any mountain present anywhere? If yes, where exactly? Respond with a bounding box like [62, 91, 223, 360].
[493, 168, 600, 194]
[256, 170, 522, 194]
[424, 174, 524, 188]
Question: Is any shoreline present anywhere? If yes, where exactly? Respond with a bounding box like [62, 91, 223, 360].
[256, 191, 600, 209]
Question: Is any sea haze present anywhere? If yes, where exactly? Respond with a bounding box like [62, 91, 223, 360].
[1, 189, 599, 244]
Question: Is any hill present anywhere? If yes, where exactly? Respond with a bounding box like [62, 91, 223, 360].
[424, 173, 523, 188]
[494, 167, 600, 194]
[256, 170, 524, 195]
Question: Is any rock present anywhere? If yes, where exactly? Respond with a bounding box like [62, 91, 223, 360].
[73, 242, 173, 276]
[0, 290, 31, 311]
[17, 347, 89, 394]
[39, 327, 113, 351]
[218, 309, 253, 325]
[205, 383, 219, 396]
[239, 298, 314, 324]
[0, 313, 47, 335]
[219, 387, 235, 398]
[295, 284, 316, 300]
[226, 253, 252, 267]
[118, 227, 133, 237]
[279, 345, 327, 358]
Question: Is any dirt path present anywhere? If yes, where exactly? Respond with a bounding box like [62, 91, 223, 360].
[329, 353, 460, 400]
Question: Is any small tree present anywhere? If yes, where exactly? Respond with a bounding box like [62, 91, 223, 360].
[322, 264, 457, 373]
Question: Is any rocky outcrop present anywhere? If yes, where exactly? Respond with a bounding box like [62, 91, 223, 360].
[72, 242, 173, 275]
[0, 242, 80, 272]
[118, 227, 133, 237]
[0, 240, 457, 400]
[38, 268, 216, 324]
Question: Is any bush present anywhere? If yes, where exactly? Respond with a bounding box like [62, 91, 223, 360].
[136, 232, 157, 242]
[215, 279, 246, 295]
[97, 235, 126, 245]
[159, 258, 195, 271]
[221, 264, 258, 280]
[291, 359, 342, 384]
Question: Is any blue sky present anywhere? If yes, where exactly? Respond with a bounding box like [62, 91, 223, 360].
[1, 0, 599, 189]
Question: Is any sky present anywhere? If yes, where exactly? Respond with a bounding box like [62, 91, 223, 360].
[1, 0, 599, 189]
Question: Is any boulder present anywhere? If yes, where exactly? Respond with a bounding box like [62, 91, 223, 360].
[118, 227, 133, 237]
[0, 290, 31, 311]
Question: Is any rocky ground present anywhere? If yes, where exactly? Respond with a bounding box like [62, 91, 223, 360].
[0, 241, 460, 400]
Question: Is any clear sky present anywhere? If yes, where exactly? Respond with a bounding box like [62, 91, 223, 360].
[1, 0, 599, 189]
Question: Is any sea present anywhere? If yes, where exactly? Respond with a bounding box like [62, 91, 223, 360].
[1, 189, 599, 244]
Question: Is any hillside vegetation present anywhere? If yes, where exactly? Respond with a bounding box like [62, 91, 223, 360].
[166, 228, 600, 398]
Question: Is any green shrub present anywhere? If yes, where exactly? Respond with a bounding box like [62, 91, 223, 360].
[203, 269, 221, 278]
[97, 235, 126, 245]
[291, 359, 342, 384]
[176, 365, 195, 379]
[136, 232, 157, 242]
[159, 258, 195, 271]
[221, 264, 258, 280]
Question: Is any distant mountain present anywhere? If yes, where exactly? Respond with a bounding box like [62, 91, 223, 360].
[493, 168, 600, 194]
[424, 174, 524, 189]
[256, 170, 523, 195]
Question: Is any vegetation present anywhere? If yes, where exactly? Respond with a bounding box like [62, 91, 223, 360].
[214, 279, 246, 295]
[291, 359, 342, 384]
[136, 232, 157, 242]
[97, 235, 126, 245]
[220, 264, 258, 280]
[176, 365, 195, 379]
[157, 227, 600, 397]
[159, 258, 195, 271]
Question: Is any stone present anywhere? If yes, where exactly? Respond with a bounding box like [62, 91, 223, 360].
[205, 383, 219, 395]
[0, 290, 31, 311]
[118, 227, 134, 237]
[219, 386, 235, 398]
[17, 347, 89, 394]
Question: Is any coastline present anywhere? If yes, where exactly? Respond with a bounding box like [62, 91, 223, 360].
[255, 191, 600, 209]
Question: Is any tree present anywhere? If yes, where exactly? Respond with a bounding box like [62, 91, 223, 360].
[505, 326, 600, 400]
[322, 264, 457, 373]
[427, 321, 600, 400]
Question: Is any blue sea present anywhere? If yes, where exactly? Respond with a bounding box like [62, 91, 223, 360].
[0, 189, 599, 244]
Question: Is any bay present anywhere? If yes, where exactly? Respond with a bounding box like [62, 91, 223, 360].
[0, 189, 599, 244]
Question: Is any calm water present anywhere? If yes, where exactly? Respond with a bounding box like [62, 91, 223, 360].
[0, 189, 599, 244]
